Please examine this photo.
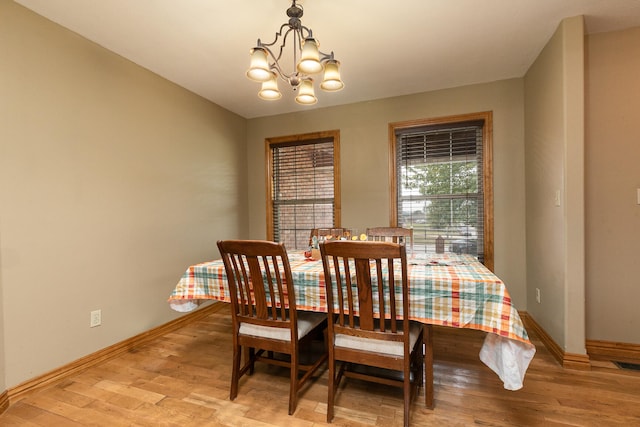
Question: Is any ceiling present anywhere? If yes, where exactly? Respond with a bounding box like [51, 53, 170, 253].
[14, 0, 640, 119]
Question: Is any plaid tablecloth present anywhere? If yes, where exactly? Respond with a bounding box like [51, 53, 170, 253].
[168, 251, 536, 390]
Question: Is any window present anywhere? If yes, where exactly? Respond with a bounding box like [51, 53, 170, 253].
[389, 113, 494, 270]
[266, 130, 341, 250]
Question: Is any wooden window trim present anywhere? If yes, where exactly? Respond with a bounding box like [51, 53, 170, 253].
[388, 112, 494, 271]
[265, 130, 341, 242]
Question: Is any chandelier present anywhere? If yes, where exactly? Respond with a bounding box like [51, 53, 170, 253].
[246, 0, 344, 105]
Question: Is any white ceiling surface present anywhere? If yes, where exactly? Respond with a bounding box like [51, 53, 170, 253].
[14, 0, 640, 119]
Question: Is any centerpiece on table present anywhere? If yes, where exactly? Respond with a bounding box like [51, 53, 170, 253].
[304, 235, 322, 260]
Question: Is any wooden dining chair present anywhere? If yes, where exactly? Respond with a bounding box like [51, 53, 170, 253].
[319, 240, 429, 427]
[216, 239, 328, 415]
[366, 227, 414, 253]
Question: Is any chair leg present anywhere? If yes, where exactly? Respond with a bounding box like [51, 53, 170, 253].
[230, 343, 241, 401]
[327, 354, 335, 423]
[410, 329, 424, 402]
[424, 325, 434, 409]
[289, 351, 299, 415]
[248, 347, 256, 375]
[403, 363, 411, 427]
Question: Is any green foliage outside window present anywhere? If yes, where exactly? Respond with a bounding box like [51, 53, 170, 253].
[404, 161, 478, 231]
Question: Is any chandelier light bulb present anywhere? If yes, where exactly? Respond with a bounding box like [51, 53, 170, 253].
[297, 38, 323, 74]
[246, 48, 272, 82]
[258, 72, 282, 100]
[320, 60, 344, 91]
[295, 79, 317, 105]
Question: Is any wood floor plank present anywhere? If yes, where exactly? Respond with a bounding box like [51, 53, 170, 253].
[2, 304, 640, 426]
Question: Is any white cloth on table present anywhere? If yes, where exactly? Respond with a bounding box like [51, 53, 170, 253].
[169, 299, 200, 312]
[479, 332, 536, 390]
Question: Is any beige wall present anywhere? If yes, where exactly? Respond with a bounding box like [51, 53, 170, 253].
[247, 80, 528, 308]
[0, 1, 247, 388]
[524, 16, 586, 354]
[586, 27, 640, 343]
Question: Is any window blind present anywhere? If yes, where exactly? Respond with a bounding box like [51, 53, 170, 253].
[395, 121, 484, 262]
[271, 138, 335, 250]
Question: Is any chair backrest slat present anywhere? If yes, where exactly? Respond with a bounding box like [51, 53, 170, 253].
[246, 254, 268, 318]
[385, 257, 397, 332]
[354, 257, 374, 330]
[230, 254, 251, 316]
[269, 254, 288, 320]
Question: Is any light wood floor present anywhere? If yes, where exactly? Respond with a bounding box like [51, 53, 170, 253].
[2, 304, 640, 426]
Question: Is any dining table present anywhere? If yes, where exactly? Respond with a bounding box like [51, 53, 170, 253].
[168, 250, 536, 391]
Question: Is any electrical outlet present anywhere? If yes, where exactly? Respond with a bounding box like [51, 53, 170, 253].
[535, 288, 541, 304]
[90, 309, 102, 327]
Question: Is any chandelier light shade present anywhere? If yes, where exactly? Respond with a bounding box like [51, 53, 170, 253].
[320, 59, 344, 91]
[259, 72, 283, 100]
[295, 78, 317, 105]
[297, 38, 322, 74]
[246, 48, 272, 82]
[246, 0, 344, 104]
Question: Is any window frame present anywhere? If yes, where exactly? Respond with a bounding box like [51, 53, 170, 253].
[265, 130, 341, 247]
[388, 112, 494, 271]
